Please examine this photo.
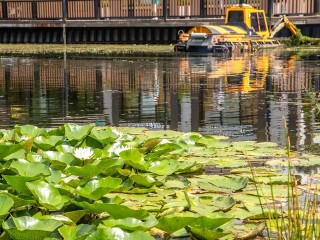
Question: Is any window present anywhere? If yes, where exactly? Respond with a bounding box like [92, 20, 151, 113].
[250, 12, 259, 32]
[228, 11, 244, 23]
[258, 12, 267, 31]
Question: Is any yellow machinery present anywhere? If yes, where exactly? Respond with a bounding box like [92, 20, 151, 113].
[174, 4, 297, 53]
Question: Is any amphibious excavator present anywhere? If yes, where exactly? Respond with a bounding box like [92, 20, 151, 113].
[174, 3, 298, 53]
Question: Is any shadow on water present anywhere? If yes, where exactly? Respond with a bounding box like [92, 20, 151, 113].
[0, 49, 320, 153]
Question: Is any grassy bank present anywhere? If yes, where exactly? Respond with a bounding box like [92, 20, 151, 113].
[0, 44, 175, 57]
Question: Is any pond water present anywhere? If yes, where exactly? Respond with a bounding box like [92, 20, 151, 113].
[0, 48, 320, 153]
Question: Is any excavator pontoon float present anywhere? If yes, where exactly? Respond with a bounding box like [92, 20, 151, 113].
[174, 3, 298, 53]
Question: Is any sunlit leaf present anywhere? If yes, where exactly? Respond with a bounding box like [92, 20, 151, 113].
[3, 175, 37, 195]
[65, 158, 124, 179]
[34, 136, 64, 150]
[74, 202, 149, 219]
[86, 227, 155, 240]
[64, 123, 94, 143]
[76, 177, 122, 200]
[0, 195, 14, 218]
[3, 216, 62, 240]
[10, 159, 51, 177]
[14, 125, 43, 138]
[148, 160, 179, 176]
[103, 215, 158, 231]
[26, 180, 70, 210]
[0, 144, 25, 160]
[156, 212, 199, 234]
[58, 224, 96, 240]
[144, 130, 182, 139]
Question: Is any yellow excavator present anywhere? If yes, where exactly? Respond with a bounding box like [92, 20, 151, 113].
[174, 3, 298, 53]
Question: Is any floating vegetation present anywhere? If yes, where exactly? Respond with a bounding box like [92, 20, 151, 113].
[0, 124, 319, 239]
[288, 29, 320, 46]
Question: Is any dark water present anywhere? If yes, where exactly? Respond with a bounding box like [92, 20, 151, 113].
[1, 49, 320, 152]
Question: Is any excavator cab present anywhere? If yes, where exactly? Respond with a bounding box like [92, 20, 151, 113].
[226, 4, 270, 39]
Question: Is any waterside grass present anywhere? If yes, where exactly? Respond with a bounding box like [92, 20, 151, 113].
[0, 44, 175, 57]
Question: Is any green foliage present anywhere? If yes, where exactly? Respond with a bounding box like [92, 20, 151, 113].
[0, 123, 317, 239]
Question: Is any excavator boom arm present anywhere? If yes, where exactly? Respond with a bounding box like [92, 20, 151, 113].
[269, 15, 298, 38]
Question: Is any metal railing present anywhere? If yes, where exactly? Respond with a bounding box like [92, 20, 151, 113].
[0, 0, 318, 20]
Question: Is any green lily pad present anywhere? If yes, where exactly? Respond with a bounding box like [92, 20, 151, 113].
[76, 177, 122, 200]
[156, 212, 199, 234]
[186, 225, 231, 240]
[212, 196, 236, 211]
[144, 130, 182, 139]
[3, 216, 62, 240]
[148, 160, 179, 176]
[58, 224, 96, 240]
[14, 125, 43, 138]
[34, 136, 64, 150]
[64, 123, 94, 143]
[0, 144, 25, 160]
[3, 175, 37, 195]
[0, 195, 14, 218]
[10, 159, 51, 177]
[86, 227, 155, 240]
[130, 174, 156, 188]
[26, 180, 70, 210]
[120, 149, 148, 171]
[103, 215, 158, 231]
[65, 158, 124, 179]
[74, 202, 149, 219]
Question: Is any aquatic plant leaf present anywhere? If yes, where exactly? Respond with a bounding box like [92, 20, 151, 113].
[89, 128, 118, 145]
[103, 215, 158, 231]
[130, 174, 156, 188]
[42, 151, 75, 166]
[119, 149, 147, 171]
[212, 196, 236, 211]
[64, 123, 94, 142]
[0, 195, 14, 218]
[63, 210, 88, 224]
[190, 212, 234, 229]
[148, 160, 179, 176]
[144, 130, 182, 139]
[0, 144, 25, 160]
[213, 159, 248, 168]
[74, 202, 149, 219]
[195, 136, 219, 147]
[198, 176, 248, 192]
[14, 125, 43, 138]
[3, 216, 62, 240]
[3, 175, 37, 195]
[1, 192, 35, 209]
[26, 180, 70, 210]
[186, 226, 231, 240]
[10, 159, 51, 177]
[58, 224, 96, 240]
[156, 212, 199, 234]
[232, 141, 257, 151]
[163, 179, 189, 189]
[76, 177, 122, 200]
[86, 227, 155, 240]
[34, 136, 64, 150]
[65, 158, 124, 179]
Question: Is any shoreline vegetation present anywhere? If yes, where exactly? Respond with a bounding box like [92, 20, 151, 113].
[0, 44, 319, 58]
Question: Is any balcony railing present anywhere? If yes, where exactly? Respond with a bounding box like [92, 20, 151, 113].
[0, 0, 318, 20]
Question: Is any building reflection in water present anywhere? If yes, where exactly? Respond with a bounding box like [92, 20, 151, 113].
[0, 50, 319, 150]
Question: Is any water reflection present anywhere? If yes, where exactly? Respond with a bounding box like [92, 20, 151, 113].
[0, 50, 320, 151]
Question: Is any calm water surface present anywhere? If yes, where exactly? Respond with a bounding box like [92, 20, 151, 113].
[1, 49, 320, 153]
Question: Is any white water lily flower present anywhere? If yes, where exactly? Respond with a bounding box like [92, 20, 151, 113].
[20, 135, 31, 141]
[73, 147, 94, 160]
[108, 143, 131, 156]
[159, 139, 171, 145]
[112, 128, 124, 139]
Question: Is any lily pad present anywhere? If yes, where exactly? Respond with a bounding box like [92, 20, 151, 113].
[26, 180, 70, 210]
[10, 159, 51, 177]
[58, 224, 96, 240]
[86, 227, 155, 240]
[0, 195, 14, 219]
[3, 216, 62, 240]
[76, 177, 122, 200]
